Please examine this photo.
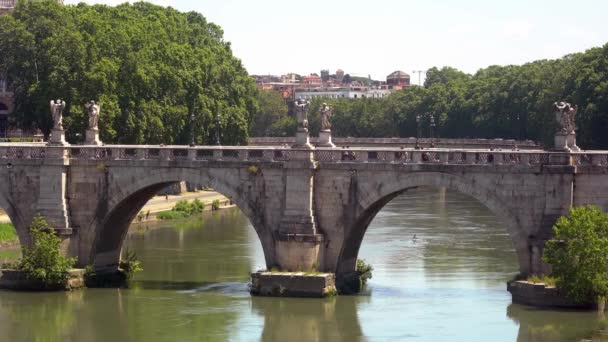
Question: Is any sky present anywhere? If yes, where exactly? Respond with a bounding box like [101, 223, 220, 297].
[63, 0, 608, 83]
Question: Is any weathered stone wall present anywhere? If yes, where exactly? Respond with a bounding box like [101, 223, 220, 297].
[2, 145, 608, 293]
[64, 159, 288, 271]
[249, 137, 540, 149]
[313, 163, 576, 286]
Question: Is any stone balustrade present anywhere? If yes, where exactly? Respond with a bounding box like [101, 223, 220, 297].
[0, 144, 607, 167]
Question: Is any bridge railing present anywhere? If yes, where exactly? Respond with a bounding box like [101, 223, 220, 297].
[1, 144, 608, 166]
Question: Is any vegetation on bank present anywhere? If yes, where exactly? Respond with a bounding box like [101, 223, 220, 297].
[11, 215, 76, 288]
[356, 258, 373, 287]
[526, 274, 557, 287]
[544, 205, 608, 304]
[119, 249, 143, 281]
[157, 199, 210, 220]
[0, 1, 257, 145]
[0, 223, 17, 244]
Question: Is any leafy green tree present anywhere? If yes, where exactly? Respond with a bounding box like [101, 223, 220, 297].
[18, 214, 76, 288]
[544, 205, 608, 303]
[0, 1, 257, 145]
[250, 90, 287, 136]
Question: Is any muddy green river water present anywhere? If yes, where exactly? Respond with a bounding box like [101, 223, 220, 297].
[1, 187, 607, 341]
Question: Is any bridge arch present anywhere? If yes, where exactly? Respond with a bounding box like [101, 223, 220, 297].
[0, 179, 29, 247]
[335, 171, 533, 284]
[89, 166, 274, 271]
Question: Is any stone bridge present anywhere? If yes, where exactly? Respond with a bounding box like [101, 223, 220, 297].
[1, 143, 608, 291]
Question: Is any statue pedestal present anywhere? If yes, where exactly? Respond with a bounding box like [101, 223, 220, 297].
[554, 133, 568, 151]
[85, 129, 102, 146]
[554, 133, 580, 151]
[566, 133, 580, 151]
[293, 129, 313, 149]
[48, 128, 69, 146]
[317, 130, 336, 147]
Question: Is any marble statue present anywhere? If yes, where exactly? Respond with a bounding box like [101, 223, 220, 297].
[319, 103, 334, 131]
[50, 99, 66, 130]
[85, 100, 100, 130]
[553, 101, 577, 134]
[294, 98, 310, 131]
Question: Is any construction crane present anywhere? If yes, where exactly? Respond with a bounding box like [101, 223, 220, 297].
[412, 70, 426, 86]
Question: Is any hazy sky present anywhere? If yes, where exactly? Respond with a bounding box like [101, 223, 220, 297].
[63, 0, 608, 83]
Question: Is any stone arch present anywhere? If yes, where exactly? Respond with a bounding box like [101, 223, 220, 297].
[336, 171, 532, 281]
[89, 166, 273, 271]
[0, 183, 28, 246]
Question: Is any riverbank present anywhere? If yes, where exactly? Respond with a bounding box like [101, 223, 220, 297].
[0, 190, 231, 256]
[131, 190, 233, 224]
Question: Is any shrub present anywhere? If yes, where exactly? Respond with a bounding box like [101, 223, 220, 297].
[120, 249, 143, 281]
[18, 214, 76, 287]
[172, 199, 192, 213]
[190, 199, 205, 214]
[156, 210, 189, 220]
[211, 199, 221, 211]
[527, 274, 557, 287]
[247, 165, 260, 175]
[544, 205, 608, 303]
[356, 258, 373, 287]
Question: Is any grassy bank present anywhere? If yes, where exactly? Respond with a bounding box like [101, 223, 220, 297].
[152, 199, 225, 221]
[0, 223, 17, 244]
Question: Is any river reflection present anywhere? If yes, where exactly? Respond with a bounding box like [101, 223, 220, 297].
[0, 187, 606, 341]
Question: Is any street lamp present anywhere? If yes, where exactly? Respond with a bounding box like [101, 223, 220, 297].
[429, 114, 436, 148]
[415, 114, 422, 149]
[189, 113, 195, 147]
[214, 112, 221, 146]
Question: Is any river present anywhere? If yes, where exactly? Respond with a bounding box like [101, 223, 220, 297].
[1, 187, 607, 341]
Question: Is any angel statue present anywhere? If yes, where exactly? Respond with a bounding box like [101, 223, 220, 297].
[85, 100, 100, 130]
[294, 98, 310, 131]
[553, 101, 577, 134]
[50, 99, 66, 130]
[319, 103, 334, 131]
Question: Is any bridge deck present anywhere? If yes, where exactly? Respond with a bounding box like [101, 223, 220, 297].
[0, 144, 606, 167]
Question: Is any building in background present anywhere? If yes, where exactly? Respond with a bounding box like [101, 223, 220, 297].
[386, 70, 411, 87]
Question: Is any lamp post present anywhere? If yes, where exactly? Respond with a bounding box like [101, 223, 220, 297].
[429, 114, 436, 147]
[214, 112, 221, 146]
[415, 114, 421, 149]
[189, 113, 195, 147]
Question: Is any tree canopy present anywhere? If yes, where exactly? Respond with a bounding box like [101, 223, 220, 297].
[259, 43, 608, 149]
[0, 0, 257, 145]
[544, 205, 608, 303]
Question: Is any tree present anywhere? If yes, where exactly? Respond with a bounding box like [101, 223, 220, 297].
[18, 214, 76, 288]
[0, 1, 257, 145]
[544, 205, 608, 304]
[250, 90, 287, 136]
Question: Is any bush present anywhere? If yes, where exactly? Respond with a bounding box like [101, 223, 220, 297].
[544, 205, 608, 303]
[120, 249, 143, 281]
[211, 199, 221, 211]
[18, 214, 76, 287]
[527, 274, 557, 287]
[190, 199, 205, 214]
[356, 258, 373, 287]
[156, 210, 189, 220]
[172, 200, 192, 213]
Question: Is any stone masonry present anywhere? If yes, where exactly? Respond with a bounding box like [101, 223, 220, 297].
[1, 144, 607, 292]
